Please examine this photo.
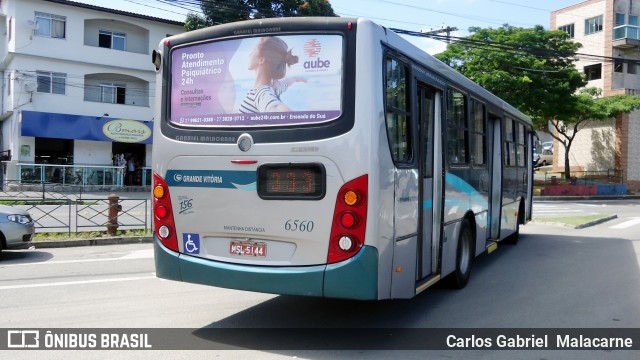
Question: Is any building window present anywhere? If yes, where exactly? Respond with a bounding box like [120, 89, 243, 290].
[99, 30, 126, 51]
[37, 71, 66, 94]
[584, 64, 602, 80]
[558, 24, 574, 38]
[615, 13, 626, 26]
[628, 62, 637, 74]
[614, 59, 624, 73]
[100, 83, 126, 104]
[585, 15, 604, 35]
[630, 15, 639, 26]
[34, 12, 66, 39]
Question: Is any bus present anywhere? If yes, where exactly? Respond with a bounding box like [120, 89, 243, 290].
[151, 17, 534, 300]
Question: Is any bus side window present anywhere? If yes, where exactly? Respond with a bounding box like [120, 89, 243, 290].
[384, 57, 412, 164]
[447, 88, 468, 165]
[470, 98, 486, 166]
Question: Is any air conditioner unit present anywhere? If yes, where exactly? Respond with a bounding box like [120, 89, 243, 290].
[24, 81, 37, 93]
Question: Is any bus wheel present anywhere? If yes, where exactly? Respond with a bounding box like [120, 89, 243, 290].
[450, 219, 473, 289]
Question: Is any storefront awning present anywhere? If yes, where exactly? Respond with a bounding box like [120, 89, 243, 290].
[21, 110, 153, 144]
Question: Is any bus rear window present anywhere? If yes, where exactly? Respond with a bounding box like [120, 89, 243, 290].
[170, 34, 343, 127]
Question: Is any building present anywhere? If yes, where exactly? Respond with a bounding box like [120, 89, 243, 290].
[0, 0, 184, 186]
[551, 0, 640, 190]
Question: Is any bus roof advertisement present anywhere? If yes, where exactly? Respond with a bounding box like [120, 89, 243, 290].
[170, 34, 343, 127]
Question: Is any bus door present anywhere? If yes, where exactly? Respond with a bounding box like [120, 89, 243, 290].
[526, 130, 534, 221]
[418, 85, 441, 280]
[389, 83, 441, 299]
[489, 114, 503, 239]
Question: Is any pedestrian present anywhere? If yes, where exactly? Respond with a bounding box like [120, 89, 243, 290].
[127, 157, 136, 185]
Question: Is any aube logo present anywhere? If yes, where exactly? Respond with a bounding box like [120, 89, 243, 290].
[304, 38, 322, 57]
[303, 38, 330, 70]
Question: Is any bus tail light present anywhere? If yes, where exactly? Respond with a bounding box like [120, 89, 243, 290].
[328, 175, 368, 264]
[153, 172, 178, 252]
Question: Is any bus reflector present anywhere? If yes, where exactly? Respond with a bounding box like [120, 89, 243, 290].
[340, 212, 356, 228]
[338, 236, 353, 251]
[344, 190, 358, 206]
[156, 205, 168, 219]
[153, 172, 178, 252]
[153, 185, 165, 199]
[328, 175, 368, 264]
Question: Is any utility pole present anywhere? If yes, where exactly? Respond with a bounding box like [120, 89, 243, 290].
[422, 26, 458, 43]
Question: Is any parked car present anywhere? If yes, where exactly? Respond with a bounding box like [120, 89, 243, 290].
[538, 149, 553, 166]
[0, 205, 35, 253]
[542, 141, 553, 150]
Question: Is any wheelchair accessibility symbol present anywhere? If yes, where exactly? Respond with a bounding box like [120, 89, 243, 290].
[183, 233, 200, 254]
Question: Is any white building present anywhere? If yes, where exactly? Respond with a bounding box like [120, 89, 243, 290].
[0, 0, 184, 185]
[552, 0, 640, 190]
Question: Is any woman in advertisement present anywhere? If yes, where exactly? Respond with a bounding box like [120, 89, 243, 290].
[239, 37, 306, 113]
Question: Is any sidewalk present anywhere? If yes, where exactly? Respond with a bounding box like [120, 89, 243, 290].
[31, 235, 153, 249]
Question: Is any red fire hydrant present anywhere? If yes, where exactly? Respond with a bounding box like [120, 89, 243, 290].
[107, 194, 122, 236]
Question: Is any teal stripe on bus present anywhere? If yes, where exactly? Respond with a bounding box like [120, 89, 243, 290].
[165, 170, 256, 189]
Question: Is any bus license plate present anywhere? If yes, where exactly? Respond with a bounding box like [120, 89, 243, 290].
[230, 241, 266, 257]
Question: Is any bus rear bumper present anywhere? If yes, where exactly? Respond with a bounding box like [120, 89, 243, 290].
[154, 238, 378, 300]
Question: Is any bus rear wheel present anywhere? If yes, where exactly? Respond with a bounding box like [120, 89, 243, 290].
[449, 219, 473, 289]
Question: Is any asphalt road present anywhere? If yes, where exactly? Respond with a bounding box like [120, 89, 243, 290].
[1, 200, 639, 359]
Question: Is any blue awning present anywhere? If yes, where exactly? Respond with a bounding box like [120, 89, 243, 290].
[21, 110, 153, 144]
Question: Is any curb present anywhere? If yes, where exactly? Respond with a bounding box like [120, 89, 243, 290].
[574, 214, 618, 229]
[32, 236, 154, 249]
[530, 214, 618, 229]
[534, 195, 640, 201]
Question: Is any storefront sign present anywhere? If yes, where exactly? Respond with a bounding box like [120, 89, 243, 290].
[21, 111, 153, 144]
[102, 120, 152, 143]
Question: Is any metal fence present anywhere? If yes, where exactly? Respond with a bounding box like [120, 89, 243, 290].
[0, 181, 151, 235]
[16, 163, 152, 187]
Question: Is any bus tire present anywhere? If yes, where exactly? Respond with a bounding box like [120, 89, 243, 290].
[449, 219, 473, 289]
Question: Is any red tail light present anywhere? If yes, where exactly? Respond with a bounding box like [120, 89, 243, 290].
[328, 175, 368, 264]
[153, 172, 178, 252]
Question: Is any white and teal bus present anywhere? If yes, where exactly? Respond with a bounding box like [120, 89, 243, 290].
[151, 17, 534, 300]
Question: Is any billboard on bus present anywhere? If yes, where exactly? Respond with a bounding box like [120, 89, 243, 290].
[170, 34, 343, 127]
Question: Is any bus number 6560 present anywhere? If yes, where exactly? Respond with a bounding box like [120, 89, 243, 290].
[284, 220, 314, 232]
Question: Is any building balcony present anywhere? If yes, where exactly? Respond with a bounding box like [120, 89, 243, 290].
[613, 25, 640, 48]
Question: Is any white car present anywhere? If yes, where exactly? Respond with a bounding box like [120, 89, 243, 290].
[538, 149, 553, 166]
[0, 205, 35, 253]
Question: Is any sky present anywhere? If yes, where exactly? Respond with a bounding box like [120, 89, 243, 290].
[72, 0, 585, 53]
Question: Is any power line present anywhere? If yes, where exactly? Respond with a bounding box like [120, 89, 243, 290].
[392, 28, 640, 66]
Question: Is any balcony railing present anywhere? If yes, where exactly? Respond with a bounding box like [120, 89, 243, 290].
[613, 24, 640, 41]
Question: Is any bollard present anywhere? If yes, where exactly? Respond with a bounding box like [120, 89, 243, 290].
[107, 194, 122, 236]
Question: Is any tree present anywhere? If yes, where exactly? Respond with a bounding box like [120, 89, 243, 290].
[550, 89, 640, 179]
[434, 25, 640, 179]
[185, 0, 336, 31]
[435, 25, 586, 128]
